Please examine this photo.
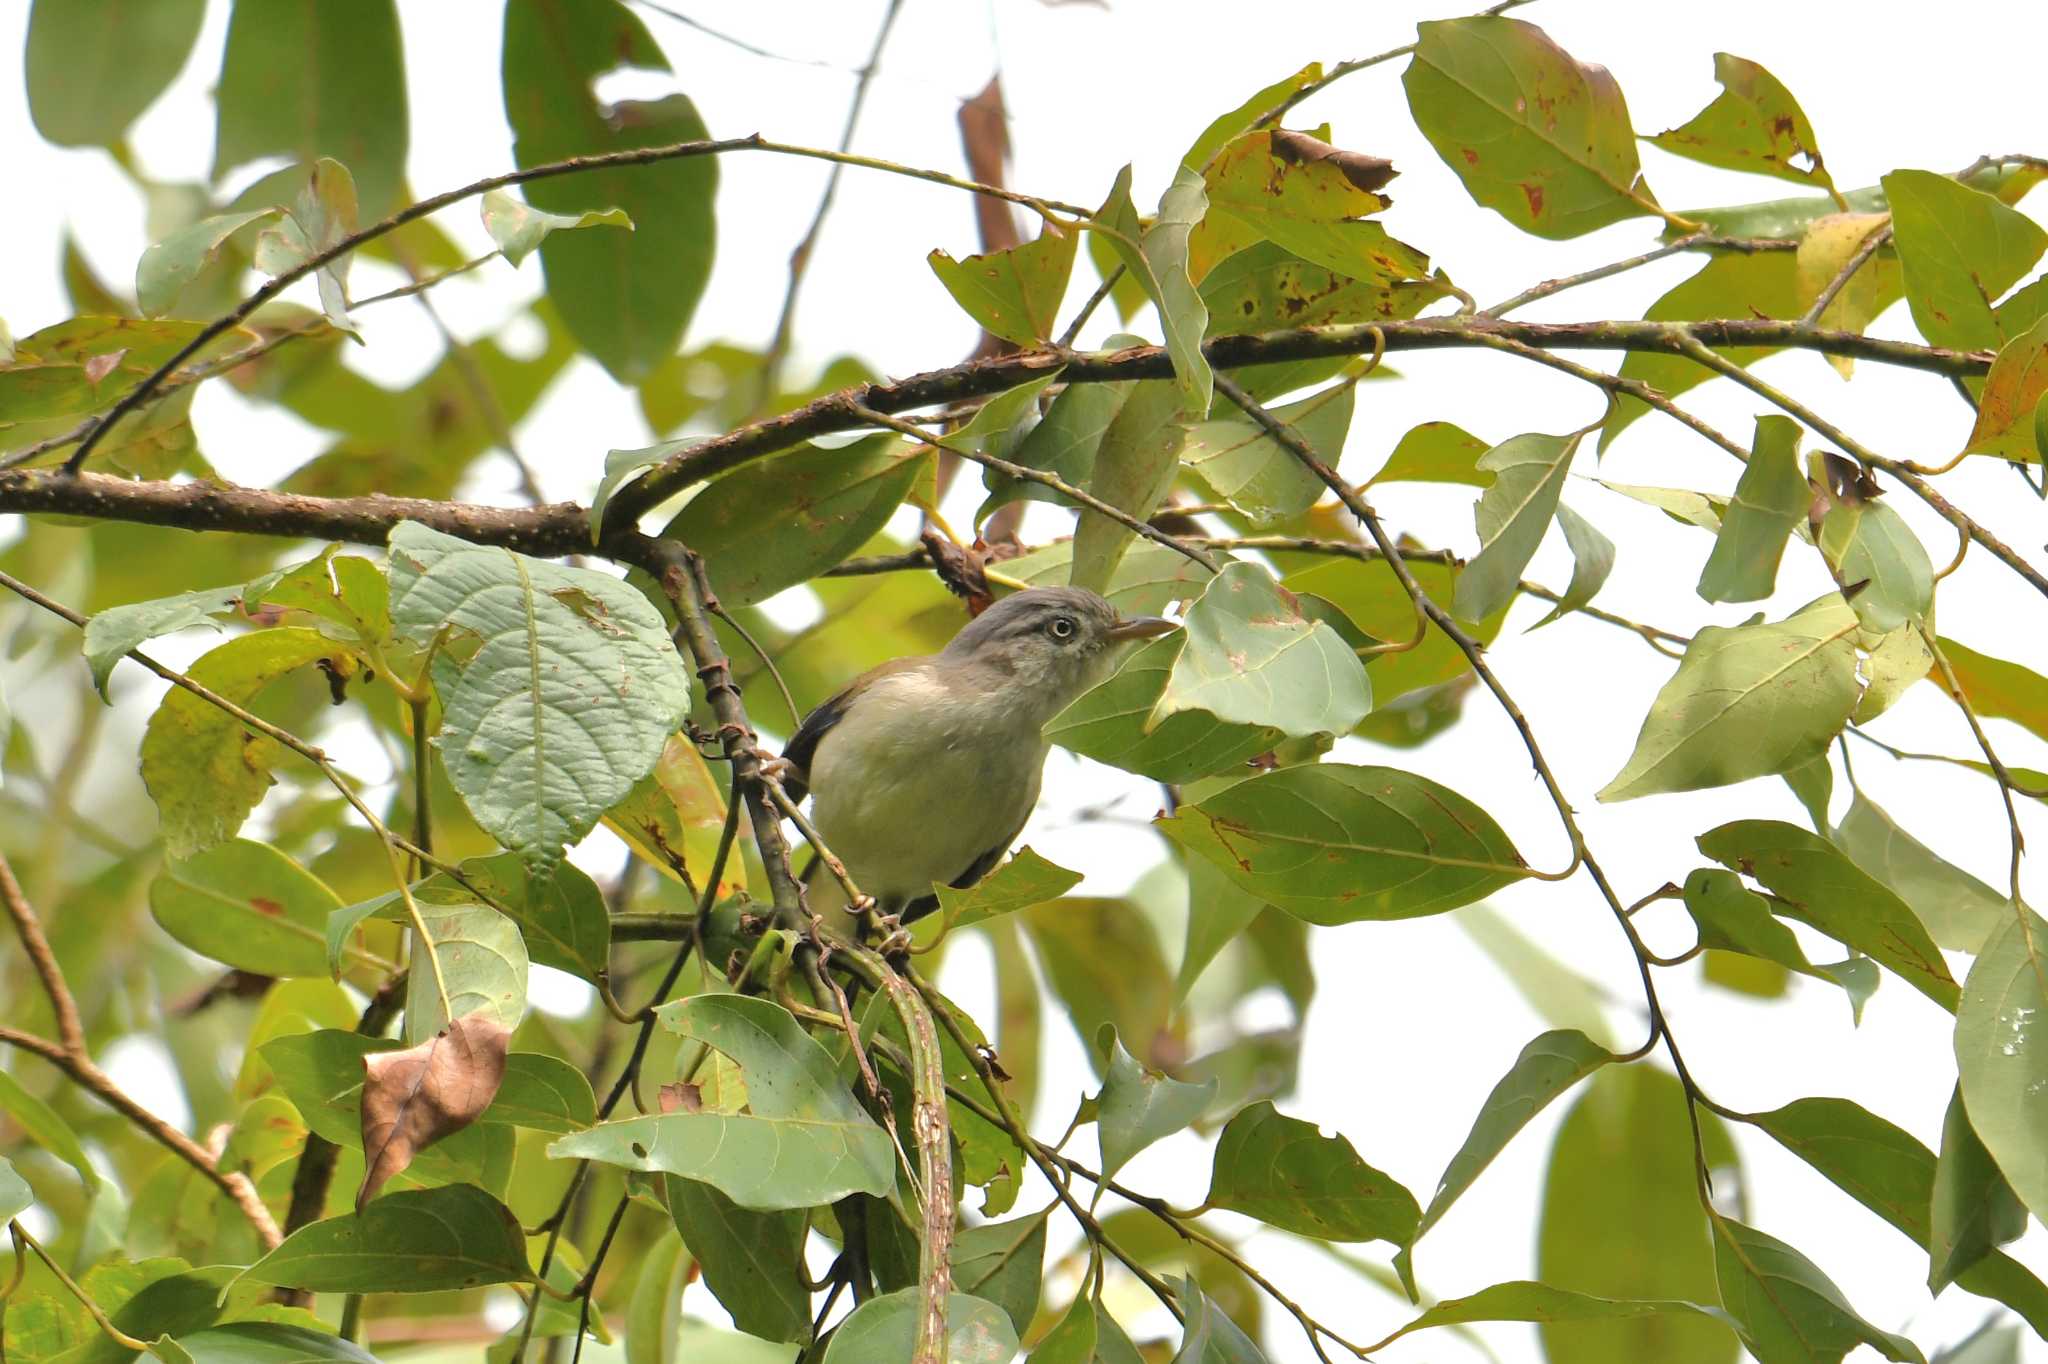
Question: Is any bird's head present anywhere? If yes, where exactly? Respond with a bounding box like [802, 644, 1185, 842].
[940, 585, 1177, 713]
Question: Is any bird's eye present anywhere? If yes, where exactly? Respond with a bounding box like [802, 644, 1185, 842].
[1048, 616, 1076, 640]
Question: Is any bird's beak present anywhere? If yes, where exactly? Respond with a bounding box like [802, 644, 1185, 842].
[1107, 614, 1179, 641]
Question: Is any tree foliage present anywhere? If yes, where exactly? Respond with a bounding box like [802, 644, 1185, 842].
[2, 3, 2046, 1362]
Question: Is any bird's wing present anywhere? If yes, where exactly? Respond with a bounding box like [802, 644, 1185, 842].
[779, 656, 927, 803]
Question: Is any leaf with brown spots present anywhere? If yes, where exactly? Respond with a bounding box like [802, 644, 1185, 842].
[1648, 53, 1835, 191]
[928, 219, 1080, 347]
[1188, 129, 1423, 285]
[357, 1010, 511, 1209]
[1964, 314, 2048, 463]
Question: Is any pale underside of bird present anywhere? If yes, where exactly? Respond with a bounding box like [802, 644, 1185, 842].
[781, 585, 1175, 927]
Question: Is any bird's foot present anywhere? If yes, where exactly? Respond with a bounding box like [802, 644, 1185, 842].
[854, 896, 913, 955]
[753, 753, 796, 786]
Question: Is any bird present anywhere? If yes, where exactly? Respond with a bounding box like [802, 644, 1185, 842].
[778, 585, 1177, 935]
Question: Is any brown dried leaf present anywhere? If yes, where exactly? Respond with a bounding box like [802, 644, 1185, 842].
[1269, 130, 1398, 195]
[657, 1081, 702, 1113]
[958, 77, 1018, 254]
[356, 1010, 510, 1209]
[921, 527, 994, 613]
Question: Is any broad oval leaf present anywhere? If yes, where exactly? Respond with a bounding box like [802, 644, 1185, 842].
[1597, 595, 1860, 802]
[1884, 169, 2047, 353]
[1205, 1100, 1418, 1246]
[1454, 431, 1582, 622]
[548, 995, 895, 1209]
[1158, 763, 1527, 924]
[404, 903, 529, 1042]
[1369, 421, 1491, 488]
[665, 437, 928, 607]
[1048, 633, 1282, 784]
[158, 1324, 380, 1363]
[1697, 819, 1958, 1010]
[1965, 316, 2048, 462]
[232, 1184, 530, 1294]
[1711, 1216, 1922, 1364]
[26, 0, 206, 148]
[1182, 384, 1350, 525]
[1405, 17, 1656, 239]
[1154, 562, 1370, 738]
[503, 0, 716, 381]
[821, 1289, 1018, 1364]
[665, 1176, 810, 1344]
[1280, 557, 1510, 706]
[951, 1212, 1050, 1336]
[1698, 416, 1808, 604]
[150, 840, 353, 979]
[387, 521, 694, 869]
[1955, 905, 2048, 1225]
[1530, 503, 1615, 628]
[1816, 498, 1932, 633]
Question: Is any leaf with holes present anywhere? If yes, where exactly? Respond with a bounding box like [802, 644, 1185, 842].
[386, 521, 694, 869]
[1154, 563, 1370, 739]
[1206, 1100, 1417, 1245]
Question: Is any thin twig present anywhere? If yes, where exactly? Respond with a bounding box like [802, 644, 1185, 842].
[1484, 233, 1789, 317]
[1798, 221, 1891, 327]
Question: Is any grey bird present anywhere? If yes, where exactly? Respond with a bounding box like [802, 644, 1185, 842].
[780, 586, 1177, 929]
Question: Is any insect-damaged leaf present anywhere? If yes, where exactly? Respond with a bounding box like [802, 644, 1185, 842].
[1205, 1100, 1418, 1246]
[386, 521, 694, 869]
[357, 1010, 510, 1208]
[1647, 53, 1834, 191]
[1153, 562, 1370, 739]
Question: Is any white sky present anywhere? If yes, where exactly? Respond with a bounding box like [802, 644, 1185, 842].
[5, 1, 2048, 1361]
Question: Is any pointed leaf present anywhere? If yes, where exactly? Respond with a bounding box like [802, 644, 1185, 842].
[1205, 1100, 1417, 1245]
[0, 1156, 31, 1221]
[1699, 416, 1809, 603]
[1182, 385, 1350, 525]
[1097, 1029, 1217, 1179]
[1092, 166, 1211, 414]
[665, 1177, 809, 1343]
[0, 1070, 98, 1192]
[1833, 793, 2008, 953]
[1069, 380, 1191, 593]
[1929, 1087, 2027, 1294]
[928, 848, 1082, 934]
[952, 1212, 1049, 1335]
[1369, 421, 1490, 487]
[1647, 54, 1833, 190]
[1597, 595, 1860, 801]
[1964, 315, 2048, 462]
[930, 222, 1080, 346]
[404, 904, 528, 1042]
[1711, 1216, 1922, 1363]
[1187, 130, 1417, 284]
[1531, 503, 1615, 628]
[1159, 763, 1527, 924]
[1935, 637, 2048, 743]
[1453, 431, 1580, 622]
[1405, 17, 1657, 239]
[1154, 563, 1370, 737]
[1370, 1282, 1734, 1350]
[1817, 498, 1931, 633]
[1681, 868, 1874, 1018]
[1885, 170, 2047, 353]
[1280, 558, 1510, 705]
[150, 839, 353, 979]
[357, 1011, 511, 1208]
[1169, 1276, 1268, 1364]
[387, 521, 694, 868]
[232, 1185, 530, 1294]
[155, 1325, 379, 1363]
[1049, 633, 1283, 783]
[481, 190, 631, 268]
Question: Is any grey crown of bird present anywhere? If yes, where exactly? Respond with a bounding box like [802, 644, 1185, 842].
[781, 586, 1176, 924]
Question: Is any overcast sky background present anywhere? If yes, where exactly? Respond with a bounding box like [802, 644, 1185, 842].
[5, 1, 2048, 1360]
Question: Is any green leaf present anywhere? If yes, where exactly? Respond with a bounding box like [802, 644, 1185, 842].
[1929, 1087, 2027, 1294]
[1182, 385, 1349, 525]
[624, 1230, 691, 1364]
[1406, 1030, 1614, 1269]
[1005, 536, 1220, 617]
[1181, 64, 1324, 171]
[665, 1177, 809, 1343]
[1817, 498, 1931, 633]
[1027, 1292, 1142, 1364]
[1187, 130, 1419, 285]
[1092, 166, 1212, 414]
[150, 839, 352, 978]
[1155, 563, 1370, 737]
[1884, 169, 2048, 353]
[1698, 819, 1958, 1010]
[1601, 480, 1726, 531]
[1833, 793, 2008, 954]
[481, 190, 632, 268]
[1529, 503, 1615, 629]
[1955, 904, 2048, 1223]
[1601, 251, 1804, 448]
[1197, 241, 1452, 345]
[1935, 637, 2048, 743]
[1370, 1282, 1734, 1350]
[550, 995, 894, 1208]
[1024, 900, 1173, 1072]
[26, 0, 205, 147]
[928, 848, 1083, 934]
[1280, 557, 1509, 705]
[1160, 763, 1527, 924]
[603, 731, 748, 898]
[1597, 595, 1860, 801]
[1405, 16, 1656, 239]
[1177, 853, 1268, 1000]
[952, 1212, 1050, 1336]
[821, 1290, 1019, 1364]
[1047, 633, 1282, 784]
[139, 627, 354, 860]
[1454, 431, 1581, 621]
[503, 0, 716, 381]
[1097, 1028, 1217, 1179]
[404, 904, 529, 1042]
[432, 853, 613, 984]
[1855, 622, 1934, 724]
[1750, 1097, 2048, 1338]
[1698, 416, 1809, 603]
[1205, 1100, 1417, 1245]
[1785, 756, 1835, 831]
[1538, 1066, 1739, 1364]
[1070, 380, 1192, 593]
[1369, 421, 1491, 487]
[486, 1052, 598, 1134]
[214, 0, 407, 217]
[0, 1070, 97, 1191]
[1711, 1216, 1922, 1364]
[1169, 1276, 1268, 1364]
[231, 1184, 531, 1294]
[0, 316, 215, 424]
[0, 1156, 29, 1221]
[666, 437, 928, 607]
[1646, 54, 1833, 190]
[133, 211, 277, 319]
[1796, 213, 1900, 372]
[1681, 869, 1874, 1020]
[251, 159, 361, 336]
[387, 521, 695, 868]
[979, 380, 1127, 520]
[1964, 315, 2048, 462]
[593, 438, 695, 542]
[930, 222, 1081, 346]
[155, 1324, 380, 1363]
